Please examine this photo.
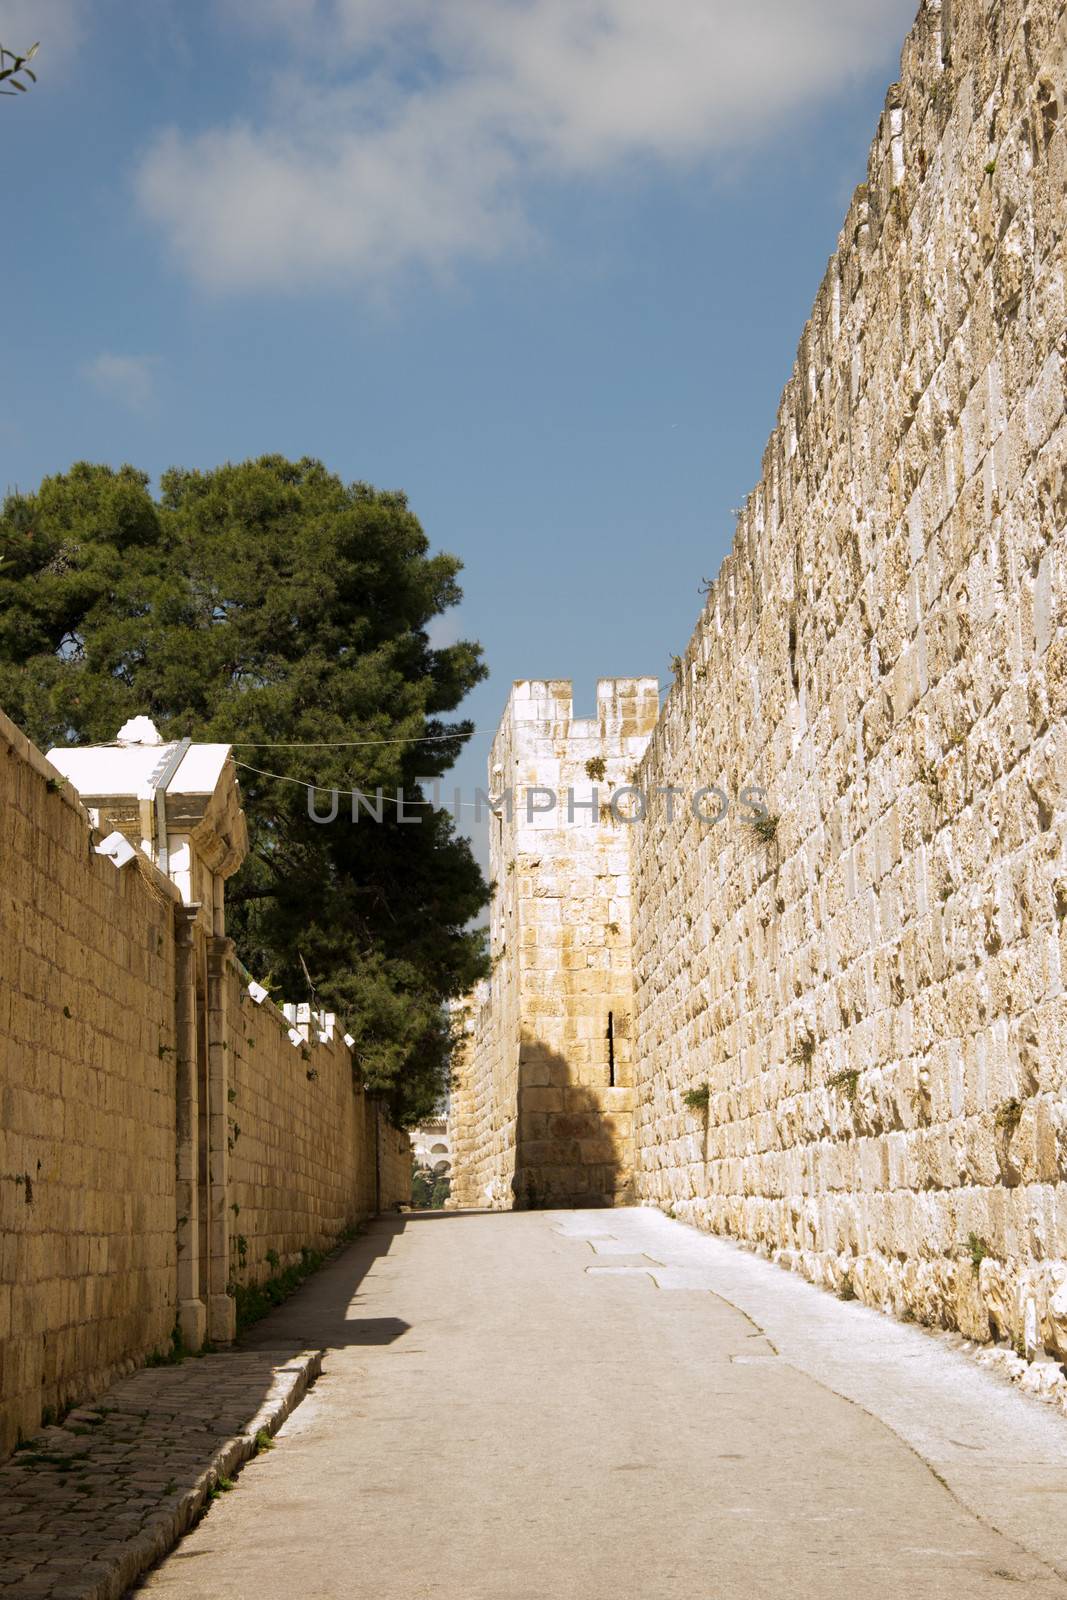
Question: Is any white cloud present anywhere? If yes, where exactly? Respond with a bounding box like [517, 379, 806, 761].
[82, 353, 157, 411]
[138, 0, 917, 292]
[0, 0, 85, 69]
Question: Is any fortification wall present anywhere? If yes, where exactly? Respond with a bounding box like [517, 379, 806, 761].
[631, 0, 1067, 1353]
[448, 982, 500, 1208]
[227, 978, 410, 1287]
[449, 679, 659, 1207]
[0, 711, 179, 1454]
[0, 709, 411, 1453]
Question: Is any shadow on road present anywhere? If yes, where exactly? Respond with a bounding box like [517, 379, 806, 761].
[240, 1217, 412, 1352]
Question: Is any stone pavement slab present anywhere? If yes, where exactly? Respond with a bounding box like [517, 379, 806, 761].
[0, 1347, 321, 1600]
[136, 1208, 1067, 1600]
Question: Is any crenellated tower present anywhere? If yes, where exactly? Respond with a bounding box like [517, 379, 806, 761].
[450, 678, 659, 1208]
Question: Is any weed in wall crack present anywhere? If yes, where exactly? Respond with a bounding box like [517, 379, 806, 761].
[917, 758, 942, 809]
[748, 811, 779, 845]
[966, 1232, 991, 1276]
[994, 1098, 1023, 1134]
[791, 1035, 817, 1069]
[827, 1068, 860, 1101]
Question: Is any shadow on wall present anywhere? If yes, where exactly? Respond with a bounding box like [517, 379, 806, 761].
[513, 1037, 628, 1210]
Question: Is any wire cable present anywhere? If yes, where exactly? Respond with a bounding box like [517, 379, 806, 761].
[232, 759, 489, 812]
[231, 730, 474, 749]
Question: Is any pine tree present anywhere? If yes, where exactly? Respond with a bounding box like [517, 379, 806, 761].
[0, 456, 490, 1122]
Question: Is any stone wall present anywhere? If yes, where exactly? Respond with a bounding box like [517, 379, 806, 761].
[630, 0, 1067, 1355]
[451, 0, 1067, 1360]
[0, 709, 411, 1453]
[0, 711, 180, 1454]
[449, 679, 659, 1208]
[228, 975, 411, 1288]
[448, 983, 498, 1208]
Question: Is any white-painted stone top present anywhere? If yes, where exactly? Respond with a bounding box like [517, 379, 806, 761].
[45, 721, 249, 906]
[47, 738, 233, 802]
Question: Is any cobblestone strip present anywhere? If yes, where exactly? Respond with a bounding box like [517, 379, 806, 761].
[0, 1347, 322, 1600]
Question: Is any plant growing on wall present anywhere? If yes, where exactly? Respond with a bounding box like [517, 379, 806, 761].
[748, 811, 780, 845]
[790, 1034, 816, 1068]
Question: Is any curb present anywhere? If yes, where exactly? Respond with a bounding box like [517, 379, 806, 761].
[0, 1349, 323, 1600]
[109, 1350, 323, 1600]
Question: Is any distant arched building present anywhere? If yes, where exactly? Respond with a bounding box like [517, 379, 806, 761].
[410, 1114, 451, 1177]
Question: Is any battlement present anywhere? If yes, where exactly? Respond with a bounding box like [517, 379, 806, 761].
[506, 677, 660, 735]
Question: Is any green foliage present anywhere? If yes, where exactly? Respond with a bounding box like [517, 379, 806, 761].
[0, 41, 38, 96]
[966, 1232, 991, 1275]
[145, 1322, 187, 1368]
[411, 1165, 450, 1208]
[230, 1241, 347, 1332]
[748, 811, 780, 845]
[790, 1035, 816, 1068]
[827, 1068, 859, 1101]
[682, 1084, 710, 1113]
[838, 1275, 857, 1302]
[584, 755, 606, 782]
[0, 457, 491, 1123]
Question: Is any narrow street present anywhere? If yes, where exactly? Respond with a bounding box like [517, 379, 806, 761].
[135, 1208, 1067, 1599]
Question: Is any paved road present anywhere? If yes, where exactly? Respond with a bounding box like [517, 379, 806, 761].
[138, 1208, 1067, 1600]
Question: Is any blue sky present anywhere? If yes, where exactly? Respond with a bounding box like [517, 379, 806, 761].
[2, 0, 917, 868]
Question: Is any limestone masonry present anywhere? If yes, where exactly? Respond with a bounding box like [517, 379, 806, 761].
[450, 0, 1067, 1362]
[0, 710, 409, 1456]
[450, 679, 659, 1208]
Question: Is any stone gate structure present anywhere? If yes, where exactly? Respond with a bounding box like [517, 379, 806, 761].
[450, 0, 1067, 1363]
